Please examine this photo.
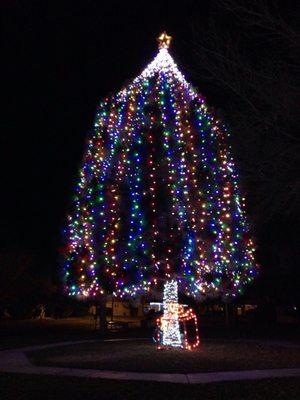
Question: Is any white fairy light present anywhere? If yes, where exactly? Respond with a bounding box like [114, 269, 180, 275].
[161, 279, 182, 348]
[119, 47, 196, 100]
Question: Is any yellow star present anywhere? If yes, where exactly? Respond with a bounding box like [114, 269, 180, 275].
[157, 31, 172, 49]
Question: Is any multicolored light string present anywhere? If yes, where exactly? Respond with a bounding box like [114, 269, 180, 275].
[62, 33, 257, 299]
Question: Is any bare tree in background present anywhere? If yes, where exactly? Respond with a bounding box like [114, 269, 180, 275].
[189, 0, 299, 226]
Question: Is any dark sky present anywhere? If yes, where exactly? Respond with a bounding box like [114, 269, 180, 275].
[2, 1, 212, 265]
[2, 0, 297, 292]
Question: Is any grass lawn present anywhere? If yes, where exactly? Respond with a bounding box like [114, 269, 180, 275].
[1, 317, 299, 350]
[0, 317, 145, 350]
[27, 339, 300, 373]
[0, 373, 299, 400]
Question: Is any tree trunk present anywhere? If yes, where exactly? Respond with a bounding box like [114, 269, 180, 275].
[111, 297, 114, 322]
[224, 302, 229, 326]
[98, 293, 107, 338]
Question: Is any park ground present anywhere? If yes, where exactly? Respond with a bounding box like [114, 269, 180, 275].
[0, 316, 300, 399]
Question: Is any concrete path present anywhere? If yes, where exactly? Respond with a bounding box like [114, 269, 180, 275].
[0, 340, 299, 384]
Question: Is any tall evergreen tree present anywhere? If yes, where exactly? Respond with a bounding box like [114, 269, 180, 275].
[62, 33, 257, 301]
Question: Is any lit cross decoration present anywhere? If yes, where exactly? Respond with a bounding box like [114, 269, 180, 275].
[156, 279, 200, 350]
[160, 279, 182, 348]
[157, 31, 172, 49]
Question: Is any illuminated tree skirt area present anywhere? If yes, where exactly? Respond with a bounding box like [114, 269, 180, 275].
[27, 339, 300, 374]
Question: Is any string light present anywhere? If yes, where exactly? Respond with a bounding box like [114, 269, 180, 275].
[62, 33, 257, 301]
[156, 283, 200, 350]
[177, 305, 200, 350]
[159, 279, 182, 348]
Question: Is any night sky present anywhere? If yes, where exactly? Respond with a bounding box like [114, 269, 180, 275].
[2, 1, 298, 292]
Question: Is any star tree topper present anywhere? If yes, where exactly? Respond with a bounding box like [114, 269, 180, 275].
[157, 31, 172, 49]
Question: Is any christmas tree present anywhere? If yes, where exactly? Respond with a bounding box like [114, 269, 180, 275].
[62, 32, 256, 303]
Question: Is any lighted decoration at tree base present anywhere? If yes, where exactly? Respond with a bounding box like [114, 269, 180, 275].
[155, 279, 200, 350]
[160, 279, 182, 348]
[178, 305, 200, 350]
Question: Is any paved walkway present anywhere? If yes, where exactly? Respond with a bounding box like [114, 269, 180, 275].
[0, 340, 299, 384]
